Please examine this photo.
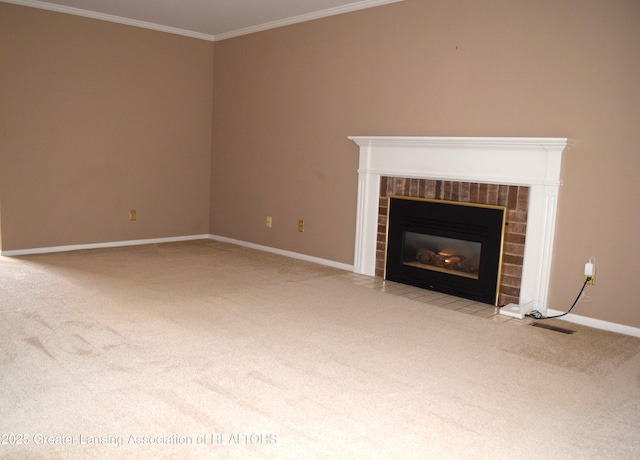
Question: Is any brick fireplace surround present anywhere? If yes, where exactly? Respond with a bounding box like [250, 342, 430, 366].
[349, 136, 567, 314]
[377, 178, 529, 306]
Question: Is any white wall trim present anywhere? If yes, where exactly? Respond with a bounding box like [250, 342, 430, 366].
[546, 309, 640, 338]
[213, 0, 405, 41]
[1, 232, 353, 272]
[208, 234, 354, 272]
[3, 0, 405, 42]
[0, 234, 210, 257]
[1, 0, 217, 41]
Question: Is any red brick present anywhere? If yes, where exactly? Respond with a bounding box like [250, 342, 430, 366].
[507, 186, 519, 209]
[380, 177, 388, 197]
[500, 285, 520, 297]
[391, 177, 403, 195]
[502, 254, 524, 265]
[450, 181, 459, 201]
[517, 186, 529, 211]
[501, 274, 522, 288]
[424, 180, 435, 199]
[509, 210, 528, 223]
[459, 182, 471, 202]
[442, 181, 451, 200]
[502, 264, 523, 277]
[478, 183, 489, 204]
[505, 233, 526, 245]
[505, 243, 525, 257]
[498, 185, 509, 206]
[507, 222, 527, 235]
[418, 179, 426, 198]
[469, 183, 478, 203]
[487, 184, 499, 204]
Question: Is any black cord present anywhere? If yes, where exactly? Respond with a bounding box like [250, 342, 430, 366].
[526, 277, 590, 320]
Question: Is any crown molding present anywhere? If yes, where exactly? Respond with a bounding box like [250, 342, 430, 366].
[213, 0, 404, 41]
[2, 0, 404, 42]
[1, 0, 216, 41]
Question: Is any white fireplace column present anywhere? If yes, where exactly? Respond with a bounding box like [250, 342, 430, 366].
[348, 136, 568, 313]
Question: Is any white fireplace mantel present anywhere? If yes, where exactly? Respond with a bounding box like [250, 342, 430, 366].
[348, 136, 568, 312]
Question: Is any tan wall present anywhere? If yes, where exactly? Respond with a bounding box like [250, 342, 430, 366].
[0, 3, 214, 250]
[211, 0, 640, 328]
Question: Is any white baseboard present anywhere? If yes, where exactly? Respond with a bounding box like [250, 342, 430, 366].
[0, 234, 211, 257]
[546, 309, 640, 338]
[1, 233, 354, 273]
[208, 234, 354, 272]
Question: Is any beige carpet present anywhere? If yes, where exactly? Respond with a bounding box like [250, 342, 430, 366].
[1, 240, 639, 459]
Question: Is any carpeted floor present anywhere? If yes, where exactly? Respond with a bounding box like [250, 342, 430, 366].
[1, 240, 639, 459]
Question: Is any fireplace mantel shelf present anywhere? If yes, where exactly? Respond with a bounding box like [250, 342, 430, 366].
[349, 135, 567, 148]
[349, 136, 568, 313]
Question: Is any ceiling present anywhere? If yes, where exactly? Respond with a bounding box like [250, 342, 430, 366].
[6, 0, 404, 41]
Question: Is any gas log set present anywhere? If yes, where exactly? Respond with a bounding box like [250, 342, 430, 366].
[415, 248, 479, 274]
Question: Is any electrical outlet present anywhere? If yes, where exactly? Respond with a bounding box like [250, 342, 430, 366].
[129, 209, 137, 221]
[298, 219, 304, 232]
[266, 216, 272, 228]
[584, 260, 596, 285]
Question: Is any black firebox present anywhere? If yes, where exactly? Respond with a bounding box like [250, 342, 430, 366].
[385, 196, 506, 305]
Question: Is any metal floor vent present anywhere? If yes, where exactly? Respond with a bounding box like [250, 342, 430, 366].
[530, 322, 576, 334]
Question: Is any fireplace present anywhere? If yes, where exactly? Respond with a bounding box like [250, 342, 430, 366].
[348, 136, 567, 314]
[385, 196, 506, 305]
[379, 179, 527, 305]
